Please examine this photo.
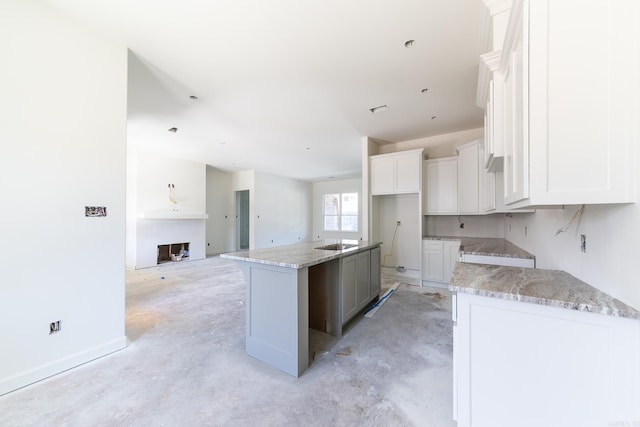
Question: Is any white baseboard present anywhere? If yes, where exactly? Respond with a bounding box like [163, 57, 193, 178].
[421, 280, 450, 289]
[0, 337, 126, 396]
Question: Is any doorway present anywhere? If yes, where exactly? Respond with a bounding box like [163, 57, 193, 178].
[235, 190, 250, 250]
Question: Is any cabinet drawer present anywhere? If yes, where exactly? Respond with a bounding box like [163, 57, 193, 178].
[423, 240, 444, 250]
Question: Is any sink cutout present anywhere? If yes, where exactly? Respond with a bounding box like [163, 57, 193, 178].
[315, 243, 358, 251]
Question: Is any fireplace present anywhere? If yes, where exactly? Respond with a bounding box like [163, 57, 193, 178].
[157, 242, 190, 264]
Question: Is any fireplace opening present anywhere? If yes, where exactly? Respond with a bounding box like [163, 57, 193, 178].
[157, 242, 190, 264]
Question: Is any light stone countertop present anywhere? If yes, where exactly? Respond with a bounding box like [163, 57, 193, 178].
[450, 262, 640, 319]
[424, 236, 535, 260]
[220, 240, 382, 269]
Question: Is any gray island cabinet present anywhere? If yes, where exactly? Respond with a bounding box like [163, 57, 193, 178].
[221, 240, 381, 377]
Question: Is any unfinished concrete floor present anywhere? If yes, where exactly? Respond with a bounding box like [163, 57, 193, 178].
[0, 256, 455, 426]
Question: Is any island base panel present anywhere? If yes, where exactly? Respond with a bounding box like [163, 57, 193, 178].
[240, 263, 309, 377]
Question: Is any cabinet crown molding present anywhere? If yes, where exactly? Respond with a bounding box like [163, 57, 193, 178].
[476, 50, 503, 107]
[479, 0, 513, 54]
[500, 0, 524, 73]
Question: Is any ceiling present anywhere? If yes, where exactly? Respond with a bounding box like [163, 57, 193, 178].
[43, 0, 484, 182]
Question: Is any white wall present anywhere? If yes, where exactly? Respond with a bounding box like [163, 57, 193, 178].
[377, 128, 484, 159]
[231, 170, 255, 250]
[253, 172, 312, 249]
[135, 148, 206, 215]
[505, 204, 640, 310]
[0, 0, 127, 395]
[127, 149, 207, 269]
[424, 214, 506, 238]
[126, 144, 138, 268]
[205, 166, 233, 255]
[374, 194, 421, 271]
[312, 178, 363, 241]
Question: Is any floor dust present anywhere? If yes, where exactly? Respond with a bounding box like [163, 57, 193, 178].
[0, 256, 455, 427]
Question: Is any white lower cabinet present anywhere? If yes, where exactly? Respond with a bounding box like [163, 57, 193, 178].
[422, 240, 461, 284]
[422, 240, 445, 282]
[452, 293, 640, 426]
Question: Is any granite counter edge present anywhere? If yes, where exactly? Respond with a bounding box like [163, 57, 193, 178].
[221, 242, 382, 270]
[449, 285, 639, 320]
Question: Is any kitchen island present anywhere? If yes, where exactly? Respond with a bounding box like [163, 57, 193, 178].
[221, 240, 381, 377]
[450, 262, 640, 426]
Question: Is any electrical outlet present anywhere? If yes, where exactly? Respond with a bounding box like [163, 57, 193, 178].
[49, 321, 61, 335]
[581, 235, 586, 253]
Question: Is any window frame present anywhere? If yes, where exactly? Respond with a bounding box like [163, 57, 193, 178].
[322, 192, 359, 233]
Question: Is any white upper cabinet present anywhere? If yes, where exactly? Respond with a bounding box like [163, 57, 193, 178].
[476, 0, 511, 172]
[479, 146, 497, 213]
[457, 141, 481, 214]
[370, 149, 423, 195]
[424, 157, 458, 214]
[424, 141, 500, 216]
[457, 140, 498, 214]
[478, 52, 505, 172]
[500, 0, 638, 207]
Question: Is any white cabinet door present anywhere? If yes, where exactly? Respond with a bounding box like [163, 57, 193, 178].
[370, 149, 423, 195]
[423, 240, 461, 284]
[483, 81, 493, 169]
[502, 20, 529, 205]
[370, 156, 394, 195]
[489, 72, 505, 170]
[424, 157, 458, 214]
[457, 141, 480, 214]
[457, 140, 497, 214]
[502, 0, 638, 207]
[454, 292, 640, 427]
[422, 240, 445, 282]
[394, 151, 421, 193]
[443, 241, 461, 283]
[479, 145, 496, 213]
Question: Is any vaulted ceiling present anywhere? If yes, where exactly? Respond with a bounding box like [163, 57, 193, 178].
[43, 0, 484, 181]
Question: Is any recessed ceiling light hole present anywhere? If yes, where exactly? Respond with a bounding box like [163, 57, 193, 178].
[168, 127, 178, 133]
[189, 95, 199, 100]
[421, 88, 429, 93]
[404, 40, 415, 48]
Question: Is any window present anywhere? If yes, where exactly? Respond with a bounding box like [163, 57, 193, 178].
[323, 193, 358, 232]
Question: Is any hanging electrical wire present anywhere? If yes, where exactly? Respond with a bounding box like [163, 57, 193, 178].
[555, 204, 585, 236]
[168, 183, 177, 204]
[382, 221, 400, 267]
